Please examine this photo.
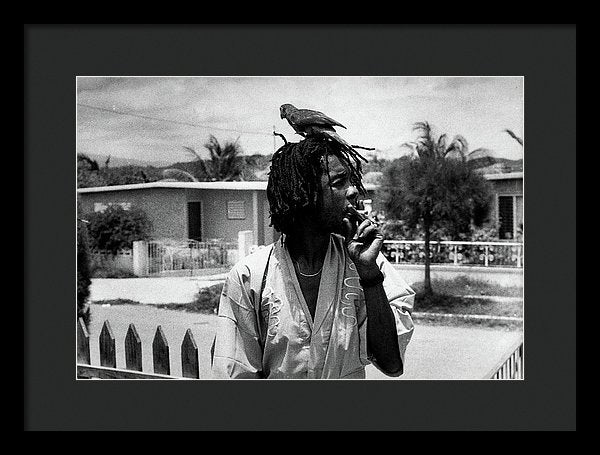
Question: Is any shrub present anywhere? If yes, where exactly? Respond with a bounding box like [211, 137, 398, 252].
[464, 222, 499, 242]
[86, 205, 152, 255]
[190, 283, 224, 313]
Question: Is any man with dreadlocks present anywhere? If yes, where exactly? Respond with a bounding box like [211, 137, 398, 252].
[211, 136, 414, 379]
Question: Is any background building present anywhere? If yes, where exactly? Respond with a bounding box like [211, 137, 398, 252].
[77, 181, 379, 246]
[484, 172, 524, 240]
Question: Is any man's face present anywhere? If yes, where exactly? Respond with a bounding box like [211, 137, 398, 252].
[317, 154, 359, 234]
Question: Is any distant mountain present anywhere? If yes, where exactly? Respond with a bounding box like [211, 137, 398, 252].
[83, 153, 176, 169]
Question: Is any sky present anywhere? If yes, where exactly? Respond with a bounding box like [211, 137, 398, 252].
[76, 76, 524, 164]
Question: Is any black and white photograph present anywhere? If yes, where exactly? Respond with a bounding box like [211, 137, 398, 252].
[76, 76, 524, 380]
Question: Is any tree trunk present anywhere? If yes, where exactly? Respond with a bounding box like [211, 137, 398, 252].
[423, 216, 433, 296]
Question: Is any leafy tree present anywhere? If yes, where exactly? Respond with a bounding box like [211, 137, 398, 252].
[77, 153, 106, 188]
[182, 134, 244, 181]
[85, 205, 152, 255]
[77, 212, 92, 328]
[379, 122, 493, 296]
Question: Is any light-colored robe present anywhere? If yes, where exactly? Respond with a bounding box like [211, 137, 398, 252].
[211, 234, 415, 379]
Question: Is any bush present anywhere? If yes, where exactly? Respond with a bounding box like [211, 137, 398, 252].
[463, 222, 499, 242]
[189, 283, 224, 313]
[85, 205, 152, 255]
[90, 266, 137, 278]
[77, 218, 92, 327]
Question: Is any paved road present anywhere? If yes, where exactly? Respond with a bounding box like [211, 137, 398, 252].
[84, 303, 522, 380]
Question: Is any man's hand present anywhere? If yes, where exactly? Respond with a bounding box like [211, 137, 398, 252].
[343, 218, 384, 279]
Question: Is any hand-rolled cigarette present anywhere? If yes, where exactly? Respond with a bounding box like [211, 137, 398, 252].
[344, 204, 378, 225]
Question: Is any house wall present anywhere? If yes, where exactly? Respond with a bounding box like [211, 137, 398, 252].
[187, 189, 259, 243]
[79, 187, 278, 245]
[78, 188, 188, 239]
[189, 188, 277, 246]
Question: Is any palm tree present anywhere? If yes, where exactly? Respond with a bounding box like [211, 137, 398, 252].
[182, 135, 244, 181]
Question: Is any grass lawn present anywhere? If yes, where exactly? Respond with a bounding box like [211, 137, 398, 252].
[410, 275, 523, 298]
[410, 276, 523, 330]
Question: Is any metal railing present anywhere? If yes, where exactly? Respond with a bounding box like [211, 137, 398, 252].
[485, 336, 524, 379]
[147, 239, 238, 275]
[382, 240, 524, 268]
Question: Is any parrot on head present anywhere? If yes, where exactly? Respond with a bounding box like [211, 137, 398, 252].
[279, 103, 355, 152]
[280, 103, 346, 136]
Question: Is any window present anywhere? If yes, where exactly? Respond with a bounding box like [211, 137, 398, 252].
[227, 201, 246, 219]
[93, 202, 132, 212]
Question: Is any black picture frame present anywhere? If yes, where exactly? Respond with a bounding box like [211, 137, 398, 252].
[24, 24, 576, 431]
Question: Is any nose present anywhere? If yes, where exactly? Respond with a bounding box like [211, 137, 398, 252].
[346, 185, 359, 203]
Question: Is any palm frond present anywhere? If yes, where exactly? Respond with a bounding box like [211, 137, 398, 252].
[161, 168, 199, 182]
[503, 129, 524, 146]
[182, 146, 202, 161]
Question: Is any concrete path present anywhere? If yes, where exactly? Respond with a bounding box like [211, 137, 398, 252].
[90, 275, 227, 304]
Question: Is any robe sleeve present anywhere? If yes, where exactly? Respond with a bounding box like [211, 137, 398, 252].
[372, 253, 416, 370]
[211, 262, 264, 379]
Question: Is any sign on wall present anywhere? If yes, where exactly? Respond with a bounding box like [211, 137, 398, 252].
[227, 201, 246, 219]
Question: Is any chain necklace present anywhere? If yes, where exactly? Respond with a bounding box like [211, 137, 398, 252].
[294, 260, 323, 278]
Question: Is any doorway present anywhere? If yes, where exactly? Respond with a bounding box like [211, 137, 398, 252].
[188, 201, 202, 241]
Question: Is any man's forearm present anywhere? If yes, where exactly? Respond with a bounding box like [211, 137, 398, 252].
[363, 282, 403, 376]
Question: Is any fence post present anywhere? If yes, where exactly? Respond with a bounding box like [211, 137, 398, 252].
[99, 320, 116, 368]
[77, 318, 90, 365]
[484, 245, 489, 267]
[181, 329, 200, 379]
[517, 244, 522, 267]
[238, 230, 254, 259]
[152, 326, 170, 375]
[125, 324, 143, 372]
[453, 245, 458, 265]
[133, 240, 149, 276]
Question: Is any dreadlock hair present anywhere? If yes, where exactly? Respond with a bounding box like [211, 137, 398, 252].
[267, 136, 367, 235]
